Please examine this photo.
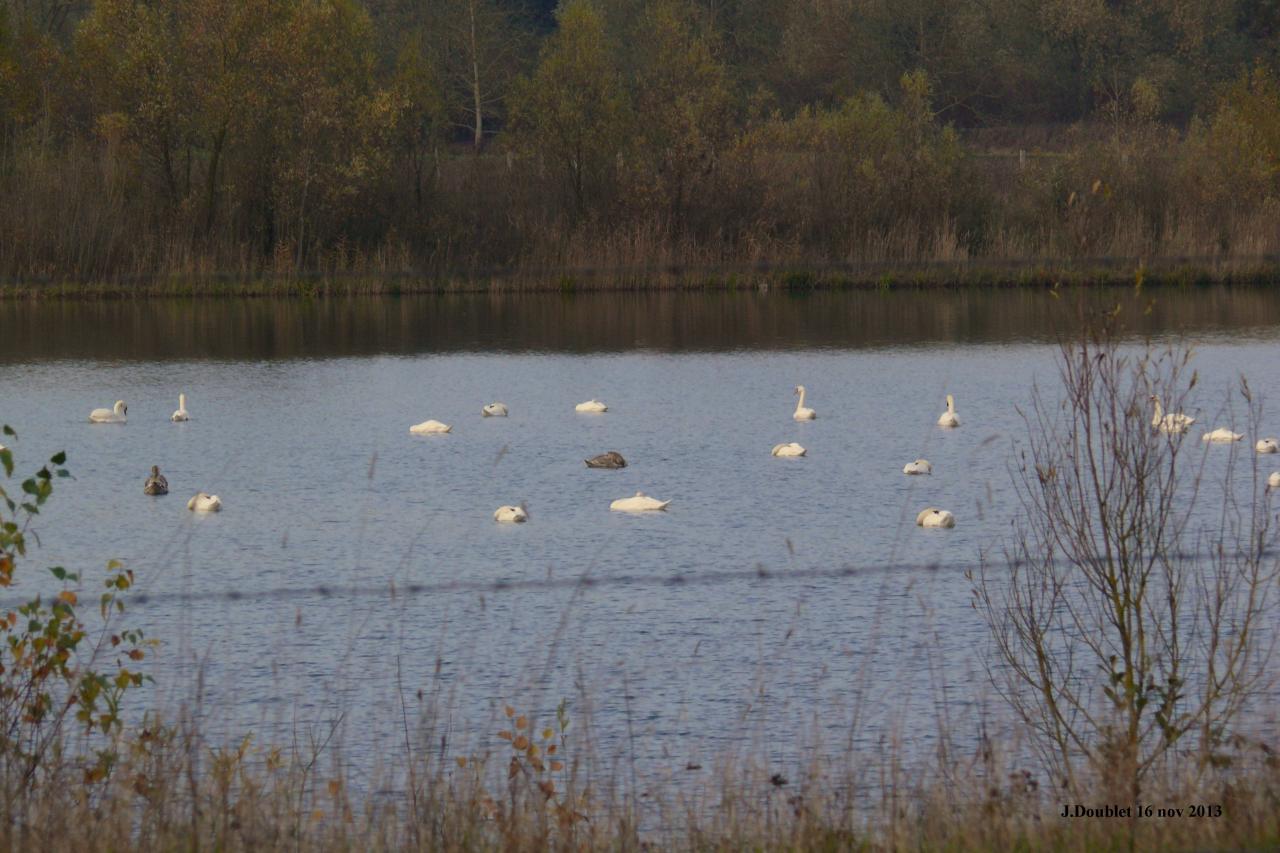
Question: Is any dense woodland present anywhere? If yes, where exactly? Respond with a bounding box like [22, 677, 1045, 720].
[3, 0, 1280, 284]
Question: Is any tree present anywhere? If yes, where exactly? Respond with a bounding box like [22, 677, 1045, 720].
[973, 317, 1278, 801]
[431, 0, 527, 149]
[626, 0, 732, 230]
[511, 0, 630, 217]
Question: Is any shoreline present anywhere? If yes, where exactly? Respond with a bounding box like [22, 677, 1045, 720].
[2, 257, 1278, 300]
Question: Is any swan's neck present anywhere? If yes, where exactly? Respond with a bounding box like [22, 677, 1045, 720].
[179, 393, 186, 409]
[947, 396, 955, 414]
[795, 388, 806, 412]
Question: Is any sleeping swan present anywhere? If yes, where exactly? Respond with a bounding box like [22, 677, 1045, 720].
[493, 504, 528, 523]
[585, 451, 627, 468]
[1269, 471, 1280, 490]
[89, 401, 128, 423]
[1150, 395, 1194, 434]
[171, 393, 190, 422]
[610, 491, 671, 512]
[793, 386, 816, 420]
[937, 395, 959, 428]
[903, 459, 932, 475]
[1202, 428, 1243, 443]
[410, 419, 452, 434]
[771, 442, 806, 457]
[575, 399, 608, 413]
[916, 508, 955, 528]
[187, 493, 221, 512]
[1255, 438, 1279, 454]
[143, 465, 169, 495]
[482, 403, 508, 417]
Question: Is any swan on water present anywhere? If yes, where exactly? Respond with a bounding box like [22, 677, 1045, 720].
[493, 504, 528, 523]
[916, 507, 955, 528]
[143, 466, 169, 496]
[793, 386, 816, 420]
[1256, 438, 1279, 454]
[1202, 428, 1243, 443]
[771, 442, 806, 457]
[937, 395, 960, 428]
[187, 493, 221, 512]
[585, 451, 627, 468]
[1150, 395, 1195, 434]
[903, 459, 932, 475]
[89, 401, 128, 423]
[171, 393, 190, 422]
[1269, 471, 1280, 490]
[482, 403, 508, 417]
[610, 491, 671, 512]
[576, 400, 608, 413]
[410, 419, 452, 434]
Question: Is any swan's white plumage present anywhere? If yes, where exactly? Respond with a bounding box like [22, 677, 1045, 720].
[610, 491, 671, 512]
[187, 493, 221, 512]
[1255, 438, 1279, 454]
[771, 442, 806, 457]
[89, 400, 128, 423]
[1151, 396, 1194, 433]
[410, 419, 452, 434]
[493, 505, 528, 523]
[792, 386, 816, 420]
[916, 507, 955, 528]
[482, 403, 508, 417]
[1202, 428, 1243, 443]
[1269, 471, 1280, 489]
[903, 459, 932, 475]
[171, 393, 190, 422]
[937, 395, 959, 428]
[575, 399, 608, 413]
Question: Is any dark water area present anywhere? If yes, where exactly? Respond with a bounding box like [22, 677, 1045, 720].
[4, 284, 1280, 360]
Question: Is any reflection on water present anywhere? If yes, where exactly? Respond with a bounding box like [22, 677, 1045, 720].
[4, 285, 1280, 360]
[0, 286, 1278, 781]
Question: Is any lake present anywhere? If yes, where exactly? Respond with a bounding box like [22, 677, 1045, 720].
[2, 286, 1279, 785]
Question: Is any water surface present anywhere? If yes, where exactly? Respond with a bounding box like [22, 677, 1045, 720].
[1, 286, 1278, 782]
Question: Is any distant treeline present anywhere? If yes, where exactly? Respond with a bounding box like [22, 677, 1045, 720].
[2, 0, 1280, 285]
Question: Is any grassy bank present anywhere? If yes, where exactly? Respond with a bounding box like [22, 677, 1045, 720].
[2, 255, 1279, 300]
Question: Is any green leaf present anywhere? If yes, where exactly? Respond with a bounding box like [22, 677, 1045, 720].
[50, 567, 67, 580]
[50, 451, 66, 465]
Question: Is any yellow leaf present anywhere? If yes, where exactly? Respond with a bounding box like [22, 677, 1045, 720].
[456, 756, 467, 768]
[547, 744, 557, 755]
[58, 590, 77, 606]
[513, 735, 529, 750]
[497, 730, 513, 741]
[328, 779, 341, 797]
[505, 705, 515, 718]
[550, 760, 564, 771]
[515, 715, 527, 730]
[543, 728, 554, 740]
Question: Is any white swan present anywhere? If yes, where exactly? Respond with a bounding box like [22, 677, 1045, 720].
[89, 400, 128, 423]
[792, 386, 816, 420]
[1202, 428, 1243, 443]
[482, 403, 508, 417]
[1269, 471, 1280, 490]
[575, 399, 608, 413]
[171, 393, 190, 422]
[916, 507, 955, 528]
[1150, 395, 1194, 434]
[187, 493, 221, 512]
[771, 442, 806, 457]
[1255, 438, 1279, 454]
[937, 395, 959, 428]
[409, 419, 452, 434]
[903, 459, 932, 475]
[610, 491, 671, 512]
[493, 504, 528, 523]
